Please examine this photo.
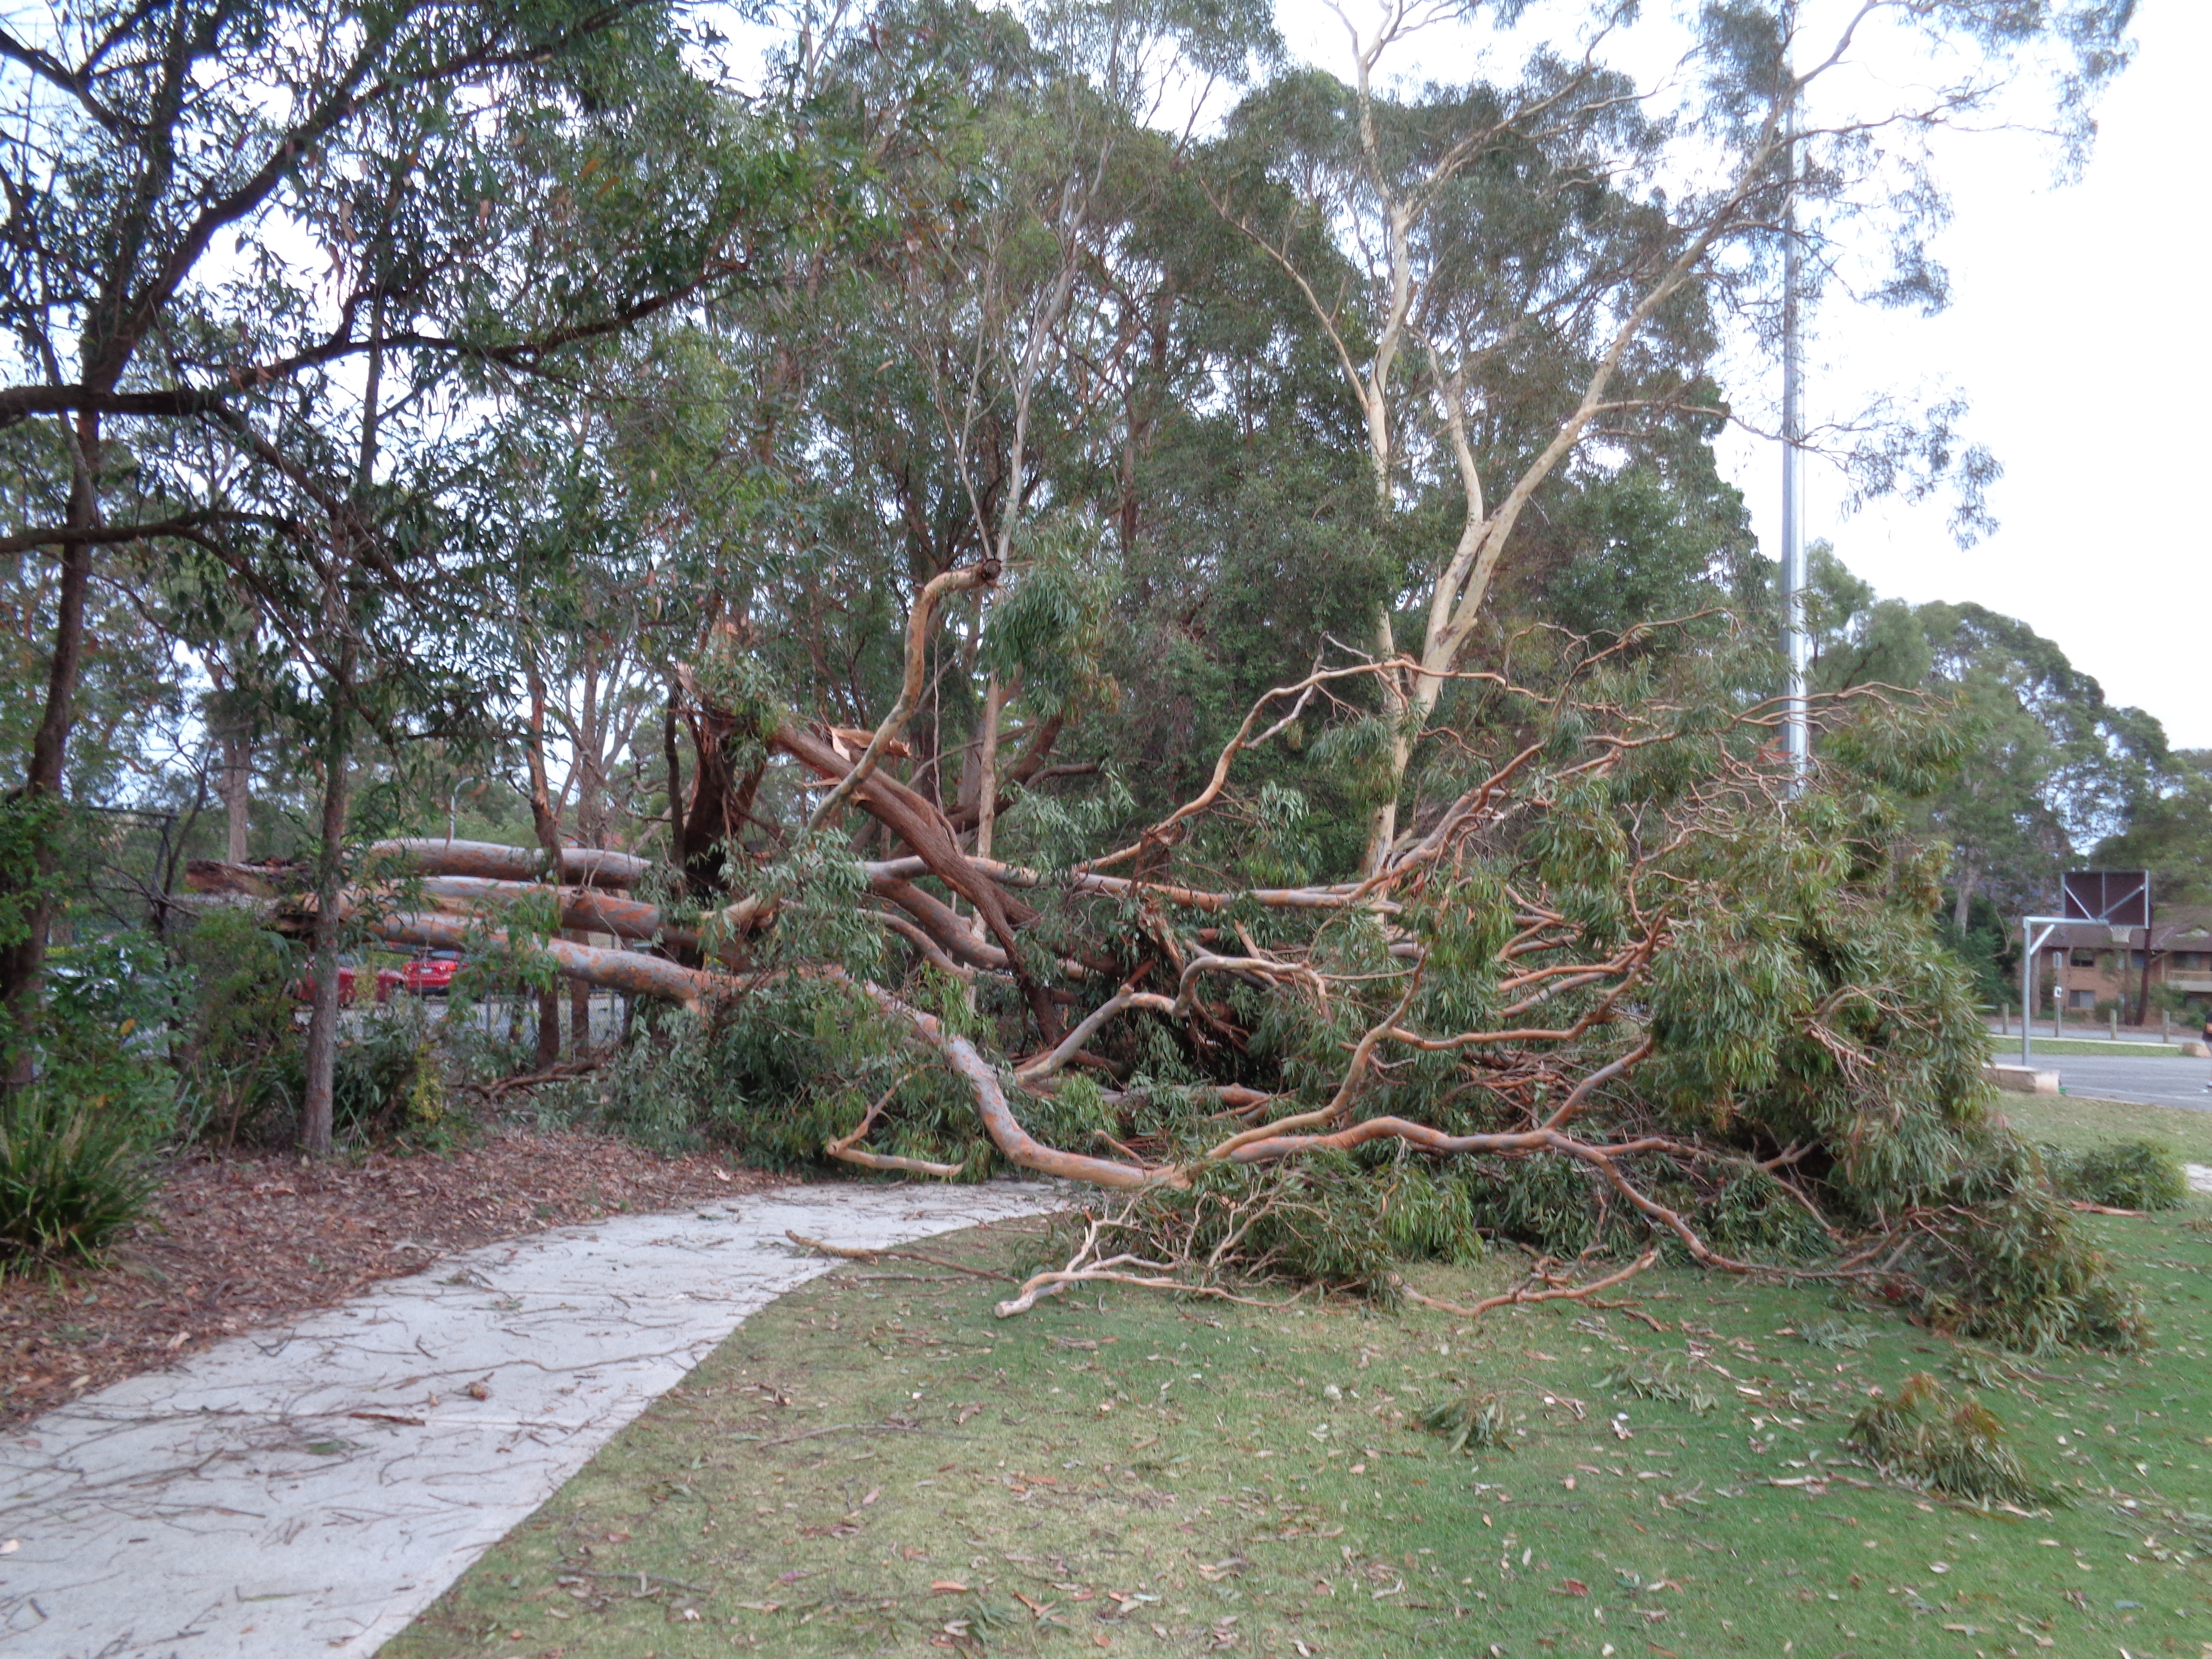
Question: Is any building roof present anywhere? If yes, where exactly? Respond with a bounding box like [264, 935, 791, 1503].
[2035, 905, 2212, 952]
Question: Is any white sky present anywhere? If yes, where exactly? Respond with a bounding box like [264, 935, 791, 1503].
[1755, 0, 2211, 747]
[1267, 0, 2206, 744]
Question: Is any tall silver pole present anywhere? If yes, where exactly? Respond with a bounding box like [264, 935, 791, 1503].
[1780, 81, 1809, 790]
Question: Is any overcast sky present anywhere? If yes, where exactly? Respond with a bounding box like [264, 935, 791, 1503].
[1268, 0, 2205, 744]
[1735, 0, 2209, 747]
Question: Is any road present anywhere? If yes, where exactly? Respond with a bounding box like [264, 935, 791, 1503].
[2015, 1049, 2212, 1110]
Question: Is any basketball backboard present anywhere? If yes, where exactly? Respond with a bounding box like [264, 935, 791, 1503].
[2062, 870, 2151, 929]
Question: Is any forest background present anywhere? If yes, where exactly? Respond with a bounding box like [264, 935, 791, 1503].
[0, 0, 2194, 1344]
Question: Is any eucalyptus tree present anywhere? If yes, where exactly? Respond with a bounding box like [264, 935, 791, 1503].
[621, 0, 1281, 858]
[1200, 0, 2133, 873]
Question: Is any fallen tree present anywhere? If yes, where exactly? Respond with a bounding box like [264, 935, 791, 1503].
[197, 617, 2145, 1352]
[203, 619, 2141, 1354]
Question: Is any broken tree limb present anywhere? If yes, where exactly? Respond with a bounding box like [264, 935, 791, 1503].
[777, 723, 1060, 1043]
[1013, 985, 1177, 1085]
[819, 1070, 966, 1178]
[862, 854, 1400, 915]
[784, 1231, 1012, 1280]
[413, 876, 669, 941]
[844, 975, 1173, 1191]
[867, 872, 1010, 970]
[364, 838, 649, 889]
[1397, 1249, 1659, 1320]
[370, 912, 717, 1008]
[410, 876, 772, 962]
[806, 559, 997, 831]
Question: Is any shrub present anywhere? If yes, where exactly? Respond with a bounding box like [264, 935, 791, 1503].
[2045, 1138, 2188, 1211]
[0, 1092, 161, 1269]
[256, 1000, 453, 1148]
[1846, 1372, 2058, 1507]
[172, 909, 299, 1145]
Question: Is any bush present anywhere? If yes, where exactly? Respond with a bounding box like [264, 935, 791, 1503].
[254, 1000, 452, 1149]
[172, 909, 299, 1145]
[0, 1091, 161, 1269]
[2045, 1138, 2188, 1211]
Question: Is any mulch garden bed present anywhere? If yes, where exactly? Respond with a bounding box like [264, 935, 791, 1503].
[0, 1130, 784, 1429]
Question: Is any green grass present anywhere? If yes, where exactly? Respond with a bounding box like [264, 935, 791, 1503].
[1998, 1093, 2212, 1165]
[388, 1199, 2212, 1658]
[1993, 1038, 2191, 1059]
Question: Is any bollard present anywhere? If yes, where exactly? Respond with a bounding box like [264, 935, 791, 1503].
[2110, 1006, 2119, 1040]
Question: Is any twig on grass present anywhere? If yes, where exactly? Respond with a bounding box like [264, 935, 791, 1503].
[784, 1230, 1015, 1282]
[561, 1567, 715, 1595]
[1587, 1296, 1668, 1332]
[988, 1203, 1301, 1317]
[741, 1420, 940, 1449]
[1398, 1250, 1659, 1320]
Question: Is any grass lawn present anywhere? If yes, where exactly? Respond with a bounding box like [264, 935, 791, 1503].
[1999, 1094, 2212, 1165]
[1991, 1039, 2192, 1059]
[388, 1148, 2212, 1658]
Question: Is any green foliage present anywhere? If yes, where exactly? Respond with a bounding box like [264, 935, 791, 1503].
[0, 1091, 161, 1270]
[30, 936, 185, 1136]
[171, 909, 300, 1144]
[1700, 1168, 1833, 1264]
[553, 976, 1006, 1172]
[2095, 750, 2212, 906]
[1793, 1318, 1875, 1352]
[2044, 1137, 2188, 1212]
[260, 1002, 452, 1149]
[1892, 1176, 2148, 1354]
[1461, 1153, 1605, 1259]
[1846, 1372, 2059, 1507]
[1598, 1354, 1717, 1413]
[1118, 1155, 1401, 1295]
[1414, 1389, 1512, 1454]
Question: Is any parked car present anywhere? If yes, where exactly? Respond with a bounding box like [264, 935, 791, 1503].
[395, 950, 461, 995]
[289, 956, 396, 1004]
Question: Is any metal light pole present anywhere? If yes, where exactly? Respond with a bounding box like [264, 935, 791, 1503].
[1780, 82, 1810, 790]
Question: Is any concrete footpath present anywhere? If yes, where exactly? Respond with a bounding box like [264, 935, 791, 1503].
[0, 1180, 1060, 1659]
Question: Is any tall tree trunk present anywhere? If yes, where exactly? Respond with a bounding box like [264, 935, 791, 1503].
[524, 665, 566, 1069]
[568, 645, 602, 1054]
[303, 311, 383, 1154]
[1952, 861, 1975, 931]
[300, 637, 355, 1158]
[220, 724, 252, 862]
[0, 410, 100, 1078]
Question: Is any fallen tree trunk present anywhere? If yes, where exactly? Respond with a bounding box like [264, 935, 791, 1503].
[370, 913, 717, 1008]
[773, 722, 1061, 1043]
[413, 876, 672, 940]
[366, 839, 649, 889]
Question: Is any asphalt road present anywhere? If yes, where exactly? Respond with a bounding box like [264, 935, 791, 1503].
[2014, 1049, 2212, 1110]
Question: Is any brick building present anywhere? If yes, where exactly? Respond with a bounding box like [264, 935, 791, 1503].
[2033, 906, 2212, 1014]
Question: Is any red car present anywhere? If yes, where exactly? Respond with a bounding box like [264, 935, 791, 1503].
[289, 954, 456, 1003]
[394, 950, 461, 995]
[289, 959, 403, 1004]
